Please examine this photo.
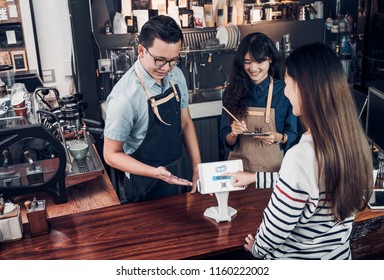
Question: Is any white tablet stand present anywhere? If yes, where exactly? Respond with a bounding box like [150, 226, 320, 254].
[204, 191, 237, 223]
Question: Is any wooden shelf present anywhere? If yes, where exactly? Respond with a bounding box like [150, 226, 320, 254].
[0, 0, 28, 71]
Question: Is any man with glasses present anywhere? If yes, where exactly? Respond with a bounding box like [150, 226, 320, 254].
[104, 15, 201, 203]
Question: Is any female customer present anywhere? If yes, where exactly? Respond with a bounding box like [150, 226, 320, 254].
[225, 43, 373, 259]
[219, 32, 298, 177]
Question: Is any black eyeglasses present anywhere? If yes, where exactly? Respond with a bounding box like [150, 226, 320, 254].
[143, 46, 180, 68]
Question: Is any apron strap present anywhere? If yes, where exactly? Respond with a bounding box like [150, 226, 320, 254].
[135, 63, 175, 126]
[170, 82, 180, 102]
[265, 76, 274, 124]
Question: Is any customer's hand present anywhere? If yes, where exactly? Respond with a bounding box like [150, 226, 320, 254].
[191, 166, 199, 193]
[156, 166, 193, 187]
[244, 233, 255, 252]
[223, 171, 255, 187]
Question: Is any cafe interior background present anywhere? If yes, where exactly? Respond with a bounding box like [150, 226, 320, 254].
[0, 0, 384, 258]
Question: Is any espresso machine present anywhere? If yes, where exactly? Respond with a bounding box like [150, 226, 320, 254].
[0, 90, 104, 204]
[33, 87, 103, 185]
[0, 117, 67, 204]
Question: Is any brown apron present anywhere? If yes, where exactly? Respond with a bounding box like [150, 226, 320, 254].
[134, 63, 180, 126]
[228, 77, 283, 172]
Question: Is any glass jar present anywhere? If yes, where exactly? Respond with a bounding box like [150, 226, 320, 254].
[0, 65, 15, 93]
[11, 83, 28, 98]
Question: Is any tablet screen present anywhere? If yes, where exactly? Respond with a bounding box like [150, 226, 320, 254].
[368, 189, 384, 210]
[241, 132, 270, 136]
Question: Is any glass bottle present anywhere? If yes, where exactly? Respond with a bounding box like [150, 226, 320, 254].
[325, 8, 333, 30]
[338, 15, 346, 33]
[345, 13, 353, 32]
[340, 35, 351, 56]
[336, 0, 341, 17]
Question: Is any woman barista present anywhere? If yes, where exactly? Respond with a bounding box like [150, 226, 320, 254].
[219, 32, 298, 179]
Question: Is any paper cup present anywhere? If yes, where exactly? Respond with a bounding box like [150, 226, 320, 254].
[13, 106, 28, 117]
[11, 95, 25, 109]
[11, 91, 26, 100]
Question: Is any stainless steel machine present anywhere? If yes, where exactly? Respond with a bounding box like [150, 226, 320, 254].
[0, 116, 67, 203]
[34, 87, 104, 186]
[109, 47, 136, 86]
[0, 87, 104, 204]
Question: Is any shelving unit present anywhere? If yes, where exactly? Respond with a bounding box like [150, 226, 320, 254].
[323, 15, 355, 84]
[0, 0, 28, 72]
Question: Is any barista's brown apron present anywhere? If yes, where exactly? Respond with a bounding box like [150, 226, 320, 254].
[228, 77, 283, 172]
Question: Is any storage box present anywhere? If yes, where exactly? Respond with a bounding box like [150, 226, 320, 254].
[0, 203, 23, 242]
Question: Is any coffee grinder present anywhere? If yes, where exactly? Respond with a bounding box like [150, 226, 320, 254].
[109, 47, 136, 86]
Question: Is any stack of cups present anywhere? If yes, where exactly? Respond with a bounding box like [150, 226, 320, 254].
[10, 83, 31, 118]
[11, 92, 28, 117]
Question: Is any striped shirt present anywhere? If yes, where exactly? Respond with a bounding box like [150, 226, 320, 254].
[252, 134, 353, 259]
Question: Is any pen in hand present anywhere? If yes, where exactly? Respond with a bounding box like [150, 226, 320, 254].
[223, 106, 248, 131]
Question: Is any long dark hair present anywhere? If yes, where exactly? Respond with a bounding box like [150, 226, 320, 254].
[223, 32, 282, 120]
[283, 43, 373, 221]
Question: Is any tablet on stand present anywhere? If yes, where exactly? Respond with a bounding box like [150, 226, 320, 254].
[197, 159, 246, 223]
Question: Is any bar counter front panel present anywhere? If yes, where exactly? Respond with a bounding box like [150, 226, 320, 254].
[1, 186, 384, 260]
[0, 187, 267, 259]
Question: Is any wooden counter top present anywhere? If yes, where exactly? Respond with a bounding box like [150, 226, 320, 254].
[12, 169, 120, 224]
[1, 186, 383, 260]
